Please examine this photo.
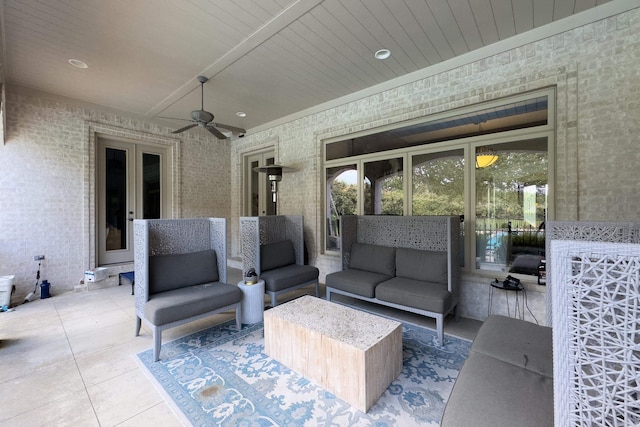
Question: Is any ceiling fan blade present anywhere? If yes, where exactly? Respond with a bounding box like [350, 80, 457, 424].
[158, 116, 192, 122]
[172, 123, 197, 134]
[206, 126, 227, 139]
[213, 122, 246, 134]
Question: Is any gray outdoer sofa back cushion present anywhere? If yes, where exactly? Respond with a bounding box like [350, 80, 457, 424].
[149, 249, 219, 294]
[395, 247, 448, 284]
[260, 239, 297, 272]
[349, 243, 396, 276]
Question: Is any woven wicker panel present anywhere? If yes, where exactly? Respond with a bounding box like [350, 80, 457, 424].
[240, 217, 259, 273]
[546, 221, 640, 326]
[258, 215, 287, 244]
[241, 216, 305, 274]
[356, 215, 451, 251]
[551, 240, 640, 427]
[133, 220, 148, 317]
[147, 218, 211, 255]
[209, 218, 227, 283]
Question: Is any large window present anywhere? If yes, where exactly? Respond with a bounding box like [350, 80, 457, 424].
[474, 138, 548, 275]
[326, 165, 357, 251]
[364, 158, 403, 215]
[323, 89, 554, 279]
[412, 150, 464, 216]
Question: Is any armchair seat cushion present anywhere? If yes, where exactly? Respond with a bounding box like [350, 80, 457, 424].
[145, 282, 242, 326]
[470, 315, 553, 378]
[375, 277, 451, 313]
[325, 268, 392, 298]
[260, 264, 319, 292]
[442, 352, 554, 427]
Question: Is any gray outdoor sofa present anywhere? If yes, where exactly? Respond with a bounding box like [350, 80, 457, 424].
[441, 314, 553, 427]
[134, 218, 242, 361]
[325, 215, 460, 346]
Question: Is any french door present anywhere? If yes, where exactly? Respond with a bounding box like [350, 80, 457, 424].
[244, 150, 276, 216]
[97, 138, 170, 265]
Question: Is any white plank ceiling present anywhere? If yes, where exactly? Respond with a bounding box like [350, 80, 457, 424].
[0, 0, 621, 135]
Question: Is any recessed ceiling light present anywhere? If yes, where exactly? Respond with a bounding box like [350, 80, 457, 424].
[236, 112, 247, 118]
[374, 49, 391, 60]
[68, 59, 88, 69]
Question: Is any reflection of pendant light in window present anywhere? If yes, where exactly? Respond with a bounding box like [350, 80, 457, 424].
[476, 147, 498, 168]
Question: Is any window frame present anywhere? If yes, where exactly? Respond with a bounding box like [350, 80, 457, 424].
[322, 88, 556, 278]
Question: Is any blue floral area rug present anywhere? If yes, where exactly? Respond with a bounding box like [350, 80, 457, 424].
[136, 320, 470, 426]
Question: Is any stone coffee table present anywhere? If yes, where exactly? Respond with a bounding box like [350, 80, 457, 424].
[263, 295, 402, 412]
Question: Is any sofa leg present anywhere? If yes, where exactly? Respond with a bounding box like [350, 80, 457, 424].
[135, 316, 142, 337]
[326, 288, 332, 301]
[153, 328, 162, 362]
[436, 315, 444, 346]
[271, 293, 278, 307]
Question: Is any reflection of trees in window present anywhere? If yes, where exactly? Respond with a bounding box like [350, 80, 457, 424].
[412, 152, 464, 215]
[331, 180, 357, 217]
[364, 158, 403, 215]
[326, 166, 357, 250]
[475, 146, 547, 276]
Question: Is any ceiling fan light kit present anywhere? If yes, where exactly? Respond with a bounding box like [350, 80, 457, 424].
[168, 76, 246, 139]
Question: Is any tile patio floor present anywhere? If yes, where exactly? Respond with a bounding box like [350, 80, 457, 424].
[0, 268, 481, 426]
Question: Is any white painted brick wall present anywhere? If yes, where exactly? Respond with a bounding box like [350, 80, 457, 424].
[0, 89, 231, 303]
[232, 8, 640, 321]
[1, 8, 638, 321]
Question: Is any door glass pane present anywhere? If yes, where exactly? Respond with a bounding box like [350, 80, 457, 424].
[105, 148, 127, 251]
[412, 150, 464, 215]
[142, 153, 161, 219]
[364, 158, 403, 215]
[250, 160, 260, 216]
[475, 138, 547, 276]
[326, 165, 357, 251]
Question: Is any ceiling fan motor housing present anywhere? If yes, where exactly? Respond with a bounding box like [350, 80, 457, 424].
[191, 109, 214, 124]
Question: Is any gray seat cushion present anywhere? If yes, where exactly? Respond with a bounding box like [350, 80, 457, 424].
[144, 282, 242, 326]
[349, 243, 396, 276]
[471, 315, 553, 378]
[441, 352, 554, 427]
[260, 240, 296, 272]
[375, 277, 451, 313]
[325, 269, 393, 298]
[396, 247, 448, 284]
[149, 250, 218, 294]
[509, 254, 544, 275]
[260, 264, 319, 292]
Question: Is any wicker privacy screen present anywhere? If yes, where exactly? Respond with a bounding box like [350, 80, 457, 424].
[551, 240, 640, 426]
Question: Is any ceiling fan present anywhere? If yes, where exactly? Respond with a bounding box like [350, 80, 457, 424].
[164, 76, 246, 139]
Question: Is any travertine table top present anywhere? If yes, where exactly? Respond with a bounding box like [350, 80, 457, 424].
[265, 295, 402, 350]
